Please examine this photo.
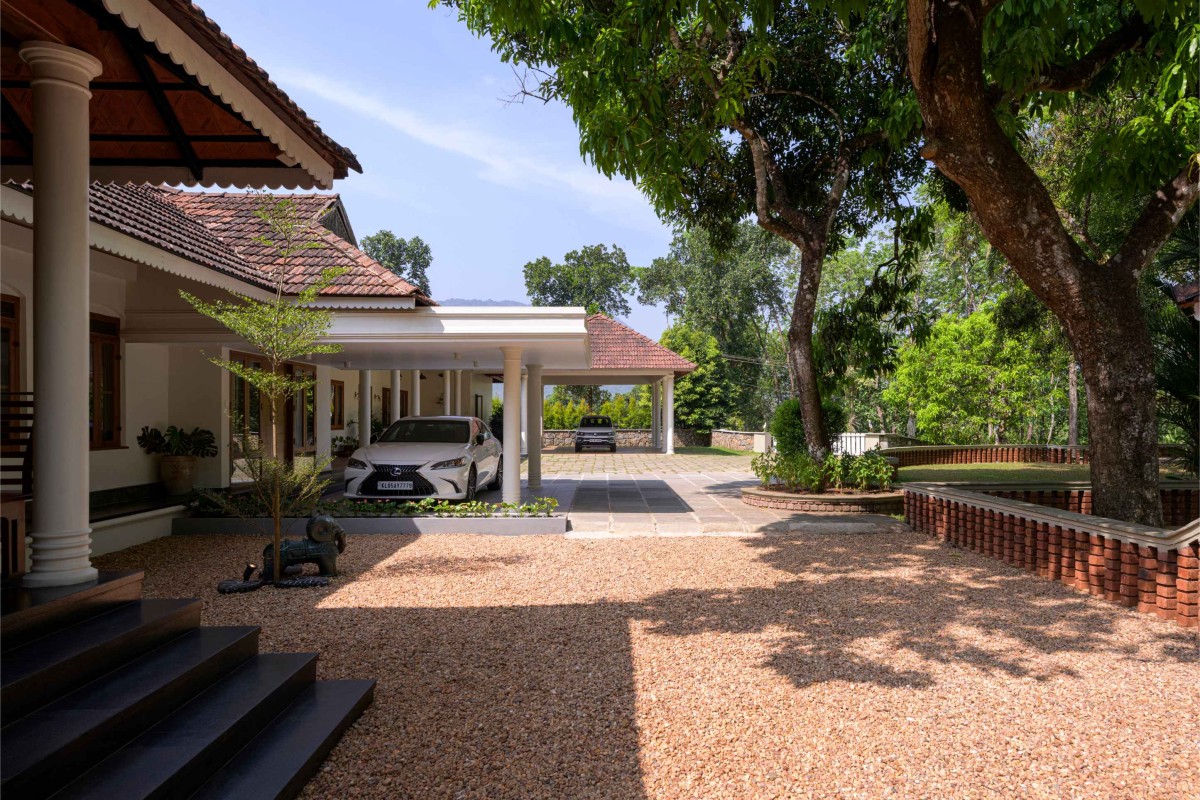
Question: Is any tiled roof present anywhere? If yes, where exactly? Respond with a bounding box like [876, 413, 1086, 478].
[155, 189, 431, 300]
[586, 314, 696, 374]
[157, 0, 362, 177]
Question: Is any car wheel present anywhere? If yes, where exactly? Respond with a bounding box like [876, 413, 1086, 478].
[465, 465, 478, 501]
[574, 444, 582, 453]
[610, 444, 617, 453]
[486, 457, 503, 490]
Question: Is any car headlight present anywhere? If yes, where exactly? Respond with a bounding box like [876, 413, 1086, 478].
[429, 457, 467, 470]
[347, 457, 370, 470]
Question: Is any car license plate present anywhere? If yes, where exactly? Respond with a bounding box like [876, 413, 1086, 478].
[378, 480, 413, 491]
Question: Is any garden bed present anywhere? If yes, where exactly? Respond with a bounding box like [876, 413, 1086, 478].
[741, 485, 904, 514]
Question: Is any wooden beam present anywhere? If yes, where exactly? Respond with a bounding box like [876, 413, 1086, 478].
[114, 27, 204, 181]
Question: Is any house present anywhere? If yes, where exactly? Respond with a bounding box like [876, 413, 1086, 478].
[1, 181, 695, 559]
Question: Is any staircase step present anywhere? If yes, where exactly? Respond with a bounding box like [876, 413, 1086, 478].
[1, 626, 260, 799]
[1, 598, 201, 724]
[190, 680, 376, 800]
[1, 571, 144, 652]
[51, 653, 318, 800]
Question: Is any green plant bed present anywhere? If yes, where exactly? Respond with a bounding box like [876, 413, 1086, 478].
[188, 493, 559, 519]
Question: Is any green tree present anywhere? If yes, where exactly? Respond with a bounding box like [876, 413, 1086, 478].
[524, 244, 635, 317]
[905, 0, 1198, 524]
[884, 307, 1071, 446]
[639, 223, 794, 428]
[361, 230, 433, 295]
[182, 197, 346, 582]
[659, 324, 735, 433]
[457, 0, 926, 461]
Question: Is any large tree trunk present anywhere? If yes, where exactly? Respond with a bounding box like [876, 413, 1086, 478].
[785, 242, 828, 460]
[905, 0, 1195, 525]
[1067, 360, 1079, 446]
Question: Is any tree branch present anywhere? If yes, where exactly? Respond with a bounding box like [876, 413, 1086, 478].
[1110, 161, 1200, 277]
[1007, 14, 1151, 102]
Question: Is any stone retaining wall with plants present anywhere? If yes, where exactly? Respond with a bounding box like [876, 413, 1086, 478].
[903, 483, 1200, 628]
[541, 429, 711, 448]
[711, 430, 756, 451]
[741, 486, 903, 514]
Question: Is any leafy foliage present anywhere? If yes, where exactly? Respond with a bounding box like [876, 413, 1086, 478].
[190, 492, 559, 519]
[660, 324, 735, 433]
[524, 244, 635, 317]
[136, 426, 218, 459]
[1144, 284, 1199, 472]
[360, 230, 433, 295]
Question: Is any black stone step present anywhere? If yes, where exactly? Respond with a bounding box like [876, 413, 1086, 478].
[1, 626, 261, 799]
[1, 571, 143, 651]
[50, 652, 318, 800]
[2, 598, 201, 724]
[189, 680, 376, 800]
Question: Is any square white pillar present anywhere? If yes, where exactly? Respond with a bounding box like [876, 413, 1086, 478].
[526, 364, 543, 490]
[501, 347, 523, 504]
[453, 369, 463, 415]
[442, 370, 451, 415]
[664, 374, 675, 455]
[21, 42, 104, 587]
[651, 380, 661, 449]
[358, 369, 372, 447]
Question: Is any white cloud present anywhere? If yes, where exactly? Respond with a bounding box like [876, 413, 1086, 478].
[276, 69, 663, 232]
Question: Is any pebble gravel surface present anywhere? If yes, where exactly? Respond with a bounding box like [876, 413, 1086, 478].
[96, 529, 1199, 800]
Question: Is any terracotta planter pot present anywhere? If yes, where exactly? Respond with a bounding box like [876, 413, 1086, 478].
[160, 455, 198, 496]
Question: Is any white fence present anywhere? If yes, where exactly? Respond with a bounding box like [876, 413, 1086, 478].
[832, 432, 925, 455]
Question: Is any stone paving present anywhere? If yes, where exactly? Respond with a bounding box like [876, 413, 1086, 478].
[487, 449, 903, 538]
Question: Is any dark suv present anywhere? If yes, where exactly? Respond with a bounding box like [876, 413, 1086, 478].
[574, 415, 616, 453]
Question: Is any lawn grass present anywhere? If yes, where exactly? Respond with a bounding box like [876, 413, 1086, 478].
[897, 461, 1191, 484]
[677, 445, 754, 456]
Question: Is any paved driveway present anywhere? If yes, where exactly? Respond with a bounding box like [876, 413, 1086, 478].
[533, 447, 755, 475]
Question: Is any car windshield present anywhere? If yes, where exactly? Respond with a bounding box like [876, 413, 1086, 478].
[377, 419, 470, 444]
[579, 417, 611, 428]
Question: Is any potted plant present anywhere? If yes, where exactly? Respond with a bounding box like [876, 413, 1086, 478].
[137, 425, 219, 495]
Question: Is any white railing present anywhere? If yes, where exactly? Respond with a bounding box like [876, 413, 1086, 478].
[833, 432, 869, 455]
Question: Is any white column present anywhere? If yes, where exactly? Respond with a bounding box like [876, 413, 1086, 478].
[520, 373, 529, 455]
[315, 366, 332, 463]
[501, 347, 523, 504]
[459, 370, 473, 417]
[651, 380, 661, 449]
[664, 374, 675, 455]
[22, 43, 103, 588]
[442, 370, 451, 415]
[526, 364, 543, 491]
[389, 370, 402, 423]
[410, 369, 421, 415]
[453, 369, 463, 415]
[358, 369, 372, 447]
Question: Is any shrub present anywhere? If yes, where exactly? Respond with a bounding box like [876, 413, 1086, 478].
[849, 450, 894, 491]
[825, 452, 854, 489]
[770, 397, 846, 457]
[751, 450, 824, 493]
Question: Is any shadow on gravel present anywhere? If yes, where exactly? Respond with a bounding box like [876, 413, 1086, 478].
[633, 531, 1198, 692]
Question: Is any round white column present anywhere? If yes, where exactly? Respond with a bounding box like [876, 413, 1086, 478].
[314, 367, 332, 462]
[442, 370, 451, 415]
[651, 380, 661, 450]
[358, 370, 372, 447]
[21, 42, 103, 588]
[526, 364, 543, 491]
[501, 347, 523, 504]
[389, 370, 402, 423]
[520, 373, 529, 455]
[410, 369, 421, 415]
[664, 374, 676, 455]
[453, 369, 462, 415]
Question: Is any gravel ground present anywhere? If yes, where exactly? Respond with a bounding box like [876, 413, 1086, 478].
[96, 530, 1200, 800]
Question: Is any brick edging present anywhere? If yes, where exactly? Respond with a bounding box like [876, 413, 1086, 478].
[741, 486, 903, 515]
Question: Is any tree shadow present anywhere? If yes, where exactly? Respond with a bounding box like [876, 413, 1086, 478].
[633, 531, 1197, 692]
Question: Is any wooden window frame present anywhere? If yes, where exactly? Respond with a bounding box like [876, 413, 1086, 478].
[1, 293, 20, 394]
[381, 386, 392, 425]
[89, 313, 122, 450]
[330, 380, 345, 430]
[288, 364, 317, 459]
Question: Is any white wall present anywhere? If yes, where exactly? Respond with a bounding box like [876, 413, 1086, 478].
[168, 345, 228, 488]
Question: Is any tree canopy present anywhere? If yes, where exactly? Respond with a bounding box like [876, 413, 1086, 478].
[523, 243, 635, 317]
[360, 230, 433, 295]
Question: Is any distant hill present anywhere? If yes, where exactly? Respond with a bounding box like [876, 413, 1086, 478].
[439, 298, 528, 307]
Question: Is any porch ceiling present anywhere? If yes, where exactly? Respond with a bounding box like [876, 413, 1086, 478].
[0, 0, 358, 188]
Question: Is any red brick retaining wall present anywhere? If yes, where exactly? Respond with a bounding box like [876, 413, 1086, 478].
[889, 445, 1089, 468]
[903, 485, 1200, 628]
[742, 487, 903, 515]
[982, 486, 1199, 528]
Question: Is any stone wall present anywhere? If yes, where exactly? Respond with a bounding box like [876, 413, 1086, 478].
[742, 486, 903, 515]
[541, 429, 711, 449]
[712, 430, 755, 451]
[904, 483, 1200, 628]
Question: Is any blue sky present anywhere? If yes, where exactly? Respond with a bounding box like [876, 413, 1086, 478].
[201, 0, 675, 339]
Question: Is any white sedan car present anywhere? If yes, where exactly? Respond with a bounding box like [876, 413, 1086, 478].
[343, 416, 502, 501]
